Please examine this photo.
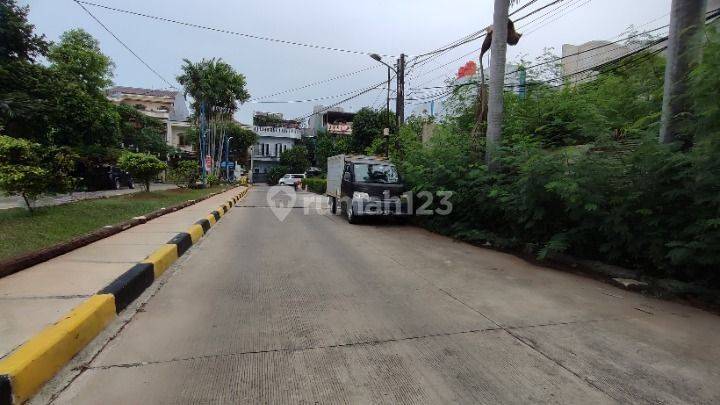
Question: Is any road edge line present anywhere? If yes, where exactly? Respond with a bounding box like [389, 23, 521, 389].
[0, 186, 250, 404]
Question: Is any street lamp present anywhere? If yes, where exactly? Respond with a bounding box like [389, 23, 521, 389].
[369, 54, 396, 156]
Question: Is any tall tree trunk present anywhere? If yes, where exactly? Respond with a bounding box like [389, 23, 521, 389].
[485, 0, 510, 168]
[659, 0, 708, 145]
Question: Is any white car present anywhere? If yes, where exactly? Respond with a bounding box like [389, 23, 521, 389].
[278, 174, 305, 187]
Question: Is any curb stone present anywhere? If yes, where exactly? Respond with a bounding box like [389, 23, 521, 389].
[0, 187, 249, 405]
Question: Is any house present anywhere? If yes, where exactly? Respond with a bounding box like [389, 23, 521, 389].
[107, 86, 193, 153]
[307, 105, 356, 137]
[251, 112, 302, 183]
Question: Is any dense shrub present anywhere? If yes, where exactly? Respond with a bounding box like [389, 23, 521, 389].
[117, 151, 167, 192]
[394, 32, 720, 288]
[304, 177, 326, 194]
[168, 160, 199, 188]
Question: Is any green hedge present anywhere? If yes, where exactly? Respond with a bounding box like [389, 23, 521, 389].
[304, 177, 326, 194]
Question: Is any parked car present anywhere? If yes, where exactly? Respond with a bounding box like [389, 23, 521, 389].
[79, 164, 135, 191]
[326, 154, 409, 224]
[278, 173, 305, 188]
[305, 167, 322, 177]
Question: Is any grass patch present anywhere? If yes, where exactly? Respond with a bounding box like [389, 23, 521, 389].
[0, 186, 229, 261]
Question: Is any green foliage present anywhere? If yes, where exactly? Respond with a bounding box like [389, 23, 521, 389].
[177, 58, 250, 120]
[116, 104, 169, 156]
[48, 29, 113, 93]
[315, 129, 350, 172]
[0, 135, 75, 210]
[0, 0, 48, 63]
[117, 151, 167, 192]
[205, 173, 220, 186]
[350, 107, 395, 152]
[304, 177, 326, 194]
[267, 166, 286, 185]
[168, 159, 199, 188]
[279, 145, 310, 173]
[393, 32, 720, 288]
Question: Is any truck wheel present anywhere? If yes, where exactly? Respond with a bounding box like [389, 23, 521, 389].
[329, 196, 337, 214]
[346, 202, 358, 224]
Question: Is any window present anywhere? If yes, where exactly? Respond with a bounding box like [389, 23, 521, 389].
[265, 144, 269, 156]
[178, 133, 188, 146]
[275, 143, 279, 156]
[352, 163, 400, 184]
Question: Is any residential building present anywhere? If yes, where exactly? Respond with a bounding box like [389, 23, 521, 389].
[307, 105, 355, 137]
[107, 86, 193, 152]
[410, 63, 523, 120]
[562, 0, 720, 84]
[251, 112, 302, 182]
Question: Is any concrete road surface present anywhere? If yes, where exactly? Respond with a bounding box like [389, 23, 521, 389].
[44, 186, 720, 404]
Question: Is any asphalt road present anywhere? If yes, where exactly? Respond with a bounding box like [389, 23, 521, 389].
[45, 186, 720, 404]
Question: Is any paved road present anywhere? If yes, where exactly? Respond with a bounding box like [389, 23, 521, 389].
[47, 186, 720, 404]
[0, 183, 177, 210]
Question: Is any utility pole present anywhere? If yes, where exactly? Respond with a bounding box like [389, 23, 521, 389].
[485, 0, 510, 167]
[659, 0, 708, 144]
[396, 53, 406, 128]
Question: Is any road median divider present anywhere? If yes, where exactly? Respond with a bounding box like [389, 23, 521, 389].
[0, 186, 249, 405]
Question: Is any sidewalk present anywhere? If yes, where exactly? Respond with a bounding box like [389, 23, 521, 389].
[0, 183, 178, 210]
[0, 187, 245, 360]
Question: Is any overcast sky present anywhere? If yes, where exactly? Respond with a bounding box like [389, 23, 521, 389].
[23, 0, 671, 124]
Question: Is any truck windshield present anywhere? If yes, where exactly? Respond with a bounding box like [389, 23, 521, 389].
[353, 163, 400, 184]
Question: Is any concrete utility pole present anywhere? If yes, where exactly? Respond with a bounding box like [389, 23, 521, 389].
[659, 0, 708, 144]
[485, 0, 510, 166]
[396, 53, 406, 128]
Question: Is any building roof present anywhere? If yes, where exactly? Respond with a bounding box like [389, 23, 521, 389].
[109, 86, 178, 98]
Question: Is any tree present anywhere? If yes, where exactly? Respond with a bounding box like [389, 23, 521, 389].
[177, 58, 249, 121]
[48, 29, 113, 94]
[0, 135, 75, 211]
[177, 58, 250, 177]
[117, 151, 167, 192]
[279, 145, 310, 173]
[0, 0, 48, 63]
[223, 122, 257, 167]
[350, 107, 383, 152]
[116, 103, 170, 156]
[45, 29, 120, 149]
[168, 160, 199, 188]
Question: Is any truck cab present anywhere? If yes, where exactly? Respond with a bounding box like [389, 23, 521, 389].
[326, 155, 409, 223]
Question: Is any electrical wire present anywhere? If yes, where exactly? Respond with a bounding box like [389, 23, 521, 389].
[76, 1, 397, 58]
[250, 65, 380, 101]
[73, 0, 175, 88]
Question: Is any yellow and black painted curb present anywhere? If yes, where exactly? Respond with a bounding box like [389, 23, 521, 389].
[0, 187, 249, 405]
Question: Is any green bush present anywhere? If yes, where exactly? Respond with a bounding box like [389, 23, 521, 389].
[304, 177, 326, 194]
[393, 33, 720, 288]
[267, 166, 287, 185]
[168, 160, 199, 188]
[0, 135, 75, 211]
[205, 173, 220, 186]
[117, 151, 167, 192]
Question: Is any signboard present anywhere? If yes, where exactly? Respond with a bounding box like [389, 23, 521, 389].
[327, 122, 352, 135]
[220, 161, 236, 169]
[204, 155, 212, 172]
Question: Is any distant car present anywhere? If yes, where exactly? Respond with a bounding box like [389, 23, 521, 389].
[79, 164, 134, 191]
[305, 167, 322, 177]
[278, 173, 305, 187]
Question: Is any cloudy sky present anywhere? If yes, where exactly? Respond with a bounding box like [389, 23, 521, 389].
[23, 0, 670, 124]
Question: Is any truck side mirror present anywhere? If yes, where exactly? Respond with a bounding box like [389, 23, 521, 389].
[343, 172, 351, 182]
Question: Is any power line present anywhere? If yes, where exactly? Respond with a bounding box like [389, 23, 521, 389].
[513, 0, 566, 22]
[293, 78, 392, 121]
[509, 0, 542, 17]
[520, 0, 592, 35]
[73, 0, 175, 88]
[250, 65, 380, 101]
[76, 1, 397, 58]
